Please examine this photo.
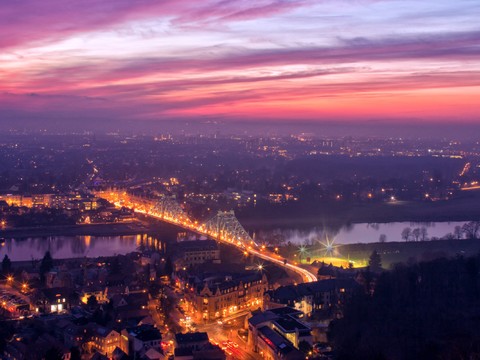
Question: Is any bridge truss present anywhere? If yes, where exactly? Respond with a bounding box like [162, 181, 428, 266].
[151, 195, 192, 226]
[204, 210, 255, 248]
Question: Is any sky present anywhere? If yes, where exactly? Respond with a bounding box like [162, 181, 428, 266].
[1, 0, 480, 128]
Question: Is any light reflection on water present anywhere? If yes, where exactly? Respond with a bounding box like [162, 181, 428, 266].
[0, 234, 165, 261]
[254, 221, 469, 246]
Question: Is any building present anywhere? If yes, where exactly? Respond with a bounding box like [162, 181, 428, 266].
[80, 285, 109, 304]
[265, 278, 359, 316]
[247, 307, 311, 360]
[88, 326, 128, 357]
[50, 194, 69, 209]
[174, 332, 225, 360]
[174, 332, 209, 350]
[121, 324, 162, 358]
[0, 194, 32, 207]
[176, 240, 221, 266]
[178, 272, 268, 321]
[32, 194, 52, 207]
[34, 287, 74, 314]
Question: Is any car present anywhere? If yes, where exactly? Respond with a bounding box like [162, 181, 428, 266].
[228, 341, 239, 348]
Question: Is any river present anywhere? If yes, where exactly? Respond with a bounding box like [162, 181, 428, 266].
[0, 234, 168, 262]
[1, 221, 472, 261]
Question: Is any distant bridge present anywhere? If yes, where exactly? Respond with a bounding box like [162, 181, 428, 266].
[95, 189, 317, 282]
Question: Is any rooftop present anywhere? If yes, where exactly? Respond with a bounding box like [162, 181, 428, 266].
[273, 317, 310, 332]
[128, 325, 162, 342]
[175, 332, 209, 344]
[258, 326, 299, 356]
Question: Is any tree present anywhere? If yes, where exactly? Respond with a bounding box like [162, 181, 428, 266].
[368, 250, 382, 273]
[420, 227, 428, 241]
[40, 251, 54, 284]
[2, 254, 12, 275]
[299, 340, 313, 354]
[331, 254, 480, 359]
[454, 225, 463, 240]
[70, 347, 81, 360]
[401, 227, 412, 242]
[87, 295, 98, 308]
[109, 256, 121, 274]
[462, 221, 480, 240]
[379, 234, 387, 243]
[412, 228, 421, 242]
[164, 257, 173, 278]
[45, 347, 63, 360]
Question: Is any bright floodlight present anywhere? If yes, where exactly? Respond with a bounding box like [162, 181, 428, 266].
[319, 236, 339, 256]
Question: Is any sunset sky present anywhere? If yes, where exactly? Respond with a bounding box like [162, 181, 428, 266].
[1, 0, 480, 125]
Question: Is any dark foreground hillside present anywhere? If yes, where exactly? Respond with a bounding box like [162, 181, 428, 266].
[330, 254, 480, 360]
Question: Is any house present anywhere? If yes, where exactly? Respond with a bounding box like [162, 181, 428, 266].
[176, 240, 221, 266]
[122, 324, 162, 357]
[88, 326, 128, 358]
[34, 287, 74, 313]
[112, 347, 129, 360]
[265, 278, 359, 316]
[174, 332, 209, 350]
[90, 353, 109, 360]
[174, 332, 225, 360]
[144, 347, 165, 360]
[80, 285, 108, 304]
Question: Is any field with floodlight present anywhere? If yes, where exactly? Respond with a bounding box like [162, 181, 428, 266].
[290, 238, 480, 269]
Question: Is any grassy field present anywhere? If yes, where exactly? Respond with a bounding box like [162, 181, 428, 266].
[300, 238, 480, 269]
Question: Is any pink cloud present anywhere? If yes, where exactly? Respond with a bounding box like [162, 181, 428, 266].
[0, 0, 310, 49]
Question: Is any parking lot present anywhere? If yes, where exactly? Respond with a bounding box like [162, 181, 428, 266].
[0, 287, 31, 316]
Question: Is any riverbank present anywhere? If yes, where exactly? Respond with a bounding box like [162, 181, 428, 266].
[0, 221, 151, 239]
[0, 213, 191, 239]
[238, 190, 480, 230]
[308, 238, 480, 268]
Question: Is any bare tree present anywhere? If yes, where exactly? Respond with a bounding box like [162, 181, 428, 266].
[420, 227, 428, 241]
[379, 234, 387, 243]
[401, 227, 412, 242]
[454, 225, 463, 240]
[444, 233, 455, 240]
[412, 228, 421, 242]
[462, 221, 480, 240]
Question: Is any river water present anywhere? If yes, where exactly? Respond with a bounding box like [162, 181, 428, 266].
[0, 234, 167, 262]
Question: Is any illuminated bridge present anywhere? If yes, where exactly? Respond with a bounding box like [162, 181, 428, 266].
[96, 190, 317, 282]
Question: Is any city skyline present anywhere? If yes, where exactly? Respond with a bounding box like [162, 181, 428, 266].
[1, 0, 480, 127]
